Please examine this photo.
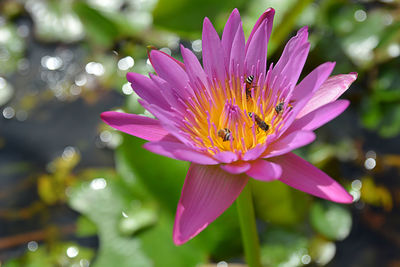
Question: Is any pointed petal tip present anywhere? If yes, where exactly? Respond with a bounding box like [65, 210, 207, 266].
[350, 72, 358, 79]
[336, 192, 354, 204]
[203, 16, 211, 27]
[126, 72, 134, 82]
[100, 110, 118, 123]
[232, 8, 240, 15]
[265, 7, 275, 15]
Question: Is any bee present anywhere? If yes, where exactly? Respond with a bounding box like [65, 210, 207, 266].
[275, 101, 284, 114]
[248, 112, 269, 132]
[275, 101, 293, 114]
[245, 75, 255, 99]
[217, 128, 233, 142]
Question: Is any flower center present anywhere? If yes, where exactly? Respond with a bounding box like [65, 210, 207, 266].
[182, 73, 292, 155]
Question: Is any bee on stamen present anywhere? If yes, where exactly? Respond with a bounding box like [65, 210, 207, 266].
[217, 128, 233, 142]
[245, 75, 255, 100]
[248, 112, 269, 132]
[275, 101, 293, 114]
[275, 101, 284, 114]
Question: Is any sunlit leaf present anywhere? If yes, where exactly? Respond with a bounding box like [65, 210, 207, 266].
[251, 179, 311, 226]
[260, 227, 309, 267]
[310, 201, 352, 241]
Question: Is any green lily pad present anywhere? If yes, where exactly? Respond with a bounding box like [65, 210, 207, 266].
[310, 201, 352, 241]
[261, 227, 309, 267]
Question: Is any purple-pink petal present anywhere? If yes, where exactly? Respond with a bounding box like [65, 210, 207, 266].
[222, 8, 242, 66]
[147, 47, 186, 70]
[246, 159, 282, 181]
[143, 141, 219, 165]
[288, 100, 350, 132]
[272, 153, 353, 203]
[101, 111, 175, 142]
[213, 151, 238, 163]
[246, 8, 275, 52]
[202, 17, 227, 82]
[297, 73, 358, 118]
[180, 45, 210, 90]
[269, 27, 310, 91]
[229, 22, 245, 77]
[173, 164, 248, 245]
[150, 50, 192, 99]
[278, 62, 335, 136]
[264, 131, 316, 158]
[220, 161, 251, 174]
[126, 72, 170, 110]
[242, 144, 267, 161]
[245, 20, 269, 77]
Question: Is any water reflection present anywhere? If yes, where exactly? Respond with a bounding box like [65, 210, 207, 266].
[301, 254, 311, 264]
[90, 178, 107, 190]
[354, 9, 367, 22]
[364, 158, 376, 170]
[85, 62, 105, 76]
[191, 39, 202, 52]
[41, 56, 63, 71]
[122, 83, 133, 95]
[66, 246, 79, 258]
[117, 56, 134, 71]
[27, 241, 38, 252]
[3, 106, 15, 119]
[216, 261, 228, 267]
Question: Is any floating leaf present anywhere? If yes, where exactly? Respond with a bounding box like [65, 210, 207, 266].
[251, 179, 311, 226]
[261, 227, 309, 267]
[310, 201, 352, 241]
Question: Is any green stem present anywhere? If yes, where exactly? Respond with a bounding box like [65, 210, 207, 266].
[236, 183, 262, 267]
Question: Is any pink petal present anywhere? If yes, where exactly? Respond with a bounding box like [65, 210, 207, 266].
[229, 22, 245, 77]
[126, 72, 170, 110]
[147, 47, 186, 70]
[180, 45, 210, 91]
[246, 159, 282, 181]
[269, 27, 310, 91]
[222, 8, 242, 66]
[202, 17, 227, 82]
[297, 73, 358, 118]
[141, 103, 195, 147]
[278, 62, 335, 136]
[149, 74, 186, 112]
[213, 151, 238, 163]
[245, 8, 275, 52]
[288, 100, 350, 132]
[242, 144, 266, 161]
[245, 20, 268, 77]
[220, 161, 251, 174]
[150, 50, 192, 99]
[272, 153, 353, 203]
[101, 111, 175, 142]
[173, 164, 249, 245]
[143, 141, 218, 165]
[264, 131, 315, 158]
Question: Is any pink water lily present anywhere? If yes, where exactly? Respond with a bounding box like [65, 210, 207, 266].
[101, 8, 357, 245]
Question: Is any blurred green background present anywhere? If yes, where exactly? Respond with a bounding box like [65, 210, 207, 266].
[0, 0, 400, 266]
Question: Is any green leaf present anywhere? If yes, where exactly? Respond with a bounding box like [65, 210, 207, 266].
[4, 242, 94, 267]
[310, 201, 352, 241]
[251, 179, 311, 226]
[68, 174, 153, 267]
[153, 0, 247, 37]
[76, 215, 98, 237]
[72, 2, 119, 48]
[260, 227, 309, 267]
[116, 134, 188, 213]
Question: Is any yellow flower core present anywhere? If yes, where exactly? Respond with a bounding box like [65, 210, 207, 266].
[182, 75, 289, 155]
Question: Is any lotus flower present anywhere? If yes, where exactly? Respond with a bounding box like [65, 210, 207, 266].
[101, 8, 357, 245]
